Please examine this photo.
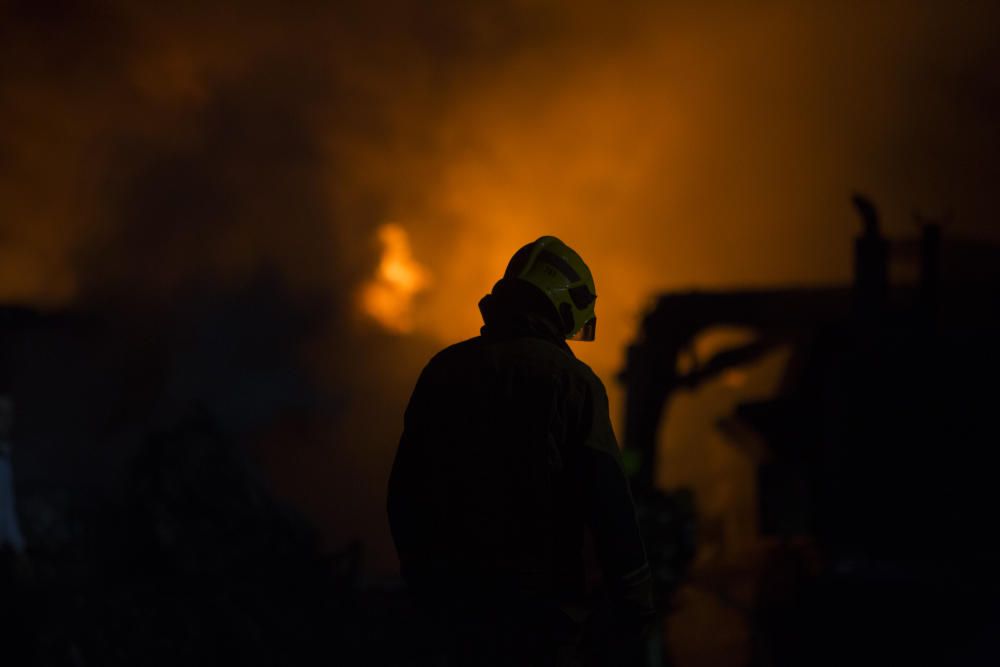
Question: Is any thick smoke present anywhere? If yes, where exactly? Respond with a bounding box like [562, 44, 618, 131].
[2, 0, 1000, 574]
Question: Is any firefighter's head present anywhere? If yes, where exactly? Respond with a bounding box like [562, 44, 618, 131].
[502, 236, 597, 341]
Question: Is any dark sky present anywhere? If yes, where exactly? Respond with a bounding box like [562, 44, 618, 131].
[2, 0, 999, 574]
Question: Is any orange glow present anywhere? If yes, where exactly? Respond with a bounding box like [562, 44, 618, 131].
[721, 369, 749, 389]
[360, 224, 431, 333]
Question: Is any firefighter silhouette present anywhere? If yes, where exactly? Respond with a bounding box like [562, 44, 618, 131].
[388, 237, 653, 665]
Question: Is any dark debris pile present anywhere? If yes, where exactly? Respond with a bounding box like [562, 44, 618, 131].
[6, 416, 373, 667]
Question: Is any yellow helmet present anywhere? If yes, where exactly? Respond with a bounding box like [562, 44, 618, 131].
[504, 236, 597, 341]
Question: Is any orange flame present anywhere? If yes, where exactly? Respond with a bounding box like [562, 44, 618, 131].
[360, 223, 431, 333]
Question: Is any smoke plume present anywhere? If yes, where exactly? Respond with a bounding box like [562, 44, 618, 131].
[2, 0, 999, 573]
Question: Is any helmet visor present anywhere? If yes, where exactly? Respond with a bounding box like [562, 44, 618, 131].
[570, 316, 597, 342]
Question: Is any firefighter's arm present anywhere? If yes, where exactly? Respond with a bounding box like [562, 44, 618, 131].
[579, 376, 656, 624]
[387, 365, 435, 566]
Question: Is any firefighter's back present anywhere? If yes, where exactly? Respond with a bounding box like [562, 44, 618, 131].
[389, 333, 593, 597]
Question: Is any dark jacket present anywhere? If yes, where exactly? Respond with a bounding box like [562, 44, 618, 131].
[387, 280, 654, 627]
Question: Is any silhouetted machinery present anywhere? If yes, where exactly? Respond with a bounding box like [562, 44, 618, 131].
[621, 196, 1000, 665]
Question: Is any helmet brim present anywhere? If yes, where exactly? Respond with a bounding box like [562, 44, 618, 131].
[569, 316, 597, 342]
